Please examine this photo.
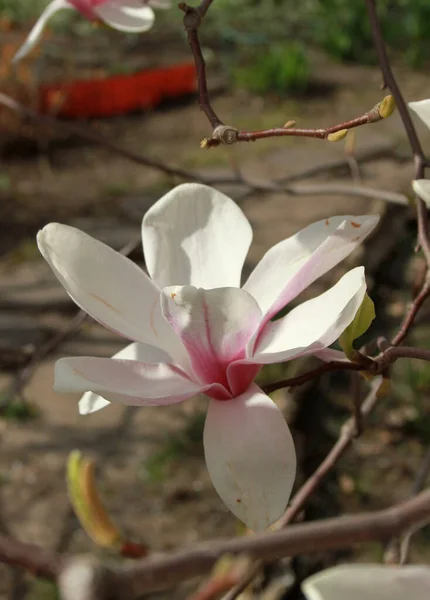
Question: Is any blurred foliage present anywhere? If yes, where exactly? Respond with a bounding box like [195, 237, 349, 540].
[207, 0, 430, 70]
[313, 0, 430, 67]
[3, 0, 430, 70]
[0, 0, 48, 24]
[0, 397, 39, 421]
[232, 42, 311, 96]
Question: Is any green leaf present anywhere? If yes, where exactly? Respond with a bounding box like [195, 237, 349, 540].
[339, 293, 375, 359]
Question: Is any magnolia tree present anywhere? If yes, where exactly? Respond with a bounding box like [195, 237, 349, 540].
[1, 1, 430, 599]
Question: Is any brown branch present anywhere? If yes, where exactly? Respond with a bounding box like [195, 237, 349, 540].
[350, 371, 363, 435]
[365, 0, 430, 344]
[0, 535, 62, 580]
[7, 487, 429, 592]
[202, 100, 391, 148]
[381, 345, 430, 364]
[391, 280, 430, 346]
[263, 360, 362, 394]
[2, 488, 428, 596]
[2, 380, 430, 598]
[179, 2, 223, 129]
[178, 2, 394, 148]
[235, 108, 384, 143]
[197, 0, 215, 17]
[264, 343, 430, 397]
[79, 489, 430, 597]
[365, 0, 424, 162]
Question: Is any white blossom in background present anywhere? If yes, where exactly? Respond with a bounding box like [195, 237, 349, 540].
[302, 564, 430, 600]
[37, 183, 379, 531]
[14, 0, 171, 62]
[409, 99, 430, 206]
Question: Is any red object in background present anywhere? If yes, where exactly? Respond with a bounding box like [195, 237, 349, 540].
[38, 62, 197, 118]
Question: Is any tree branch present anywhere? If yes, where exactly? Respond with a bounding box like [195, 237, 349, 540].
[4, 487, 425, 595]
[0, 535, 62, 580]
[365, 0, 430, 343]
[64, 489, 430, 597]
[263, 361, 362, 394]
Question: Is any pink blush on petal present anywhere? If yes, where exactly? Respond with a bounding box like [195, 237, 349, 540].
[227, 362, 261, 398]
[69, 0, 107, 18]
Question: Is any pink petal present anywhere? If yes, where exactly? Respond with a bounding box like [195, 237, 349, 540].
[204, 384, 296, 531]
[142, 184, 252, 289]
[56, 356, 226, 405]
[253, 267, 367, 363]
[69, 1, 98, 19]
[78, 341, 171, 414]
[161, 286, 261, 392]
[243, 215, 379, 332]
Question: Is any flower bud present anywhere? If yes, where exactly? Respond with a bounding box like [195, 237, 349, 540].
[327, 129, 348, 142]
[67, 451, 122, 549]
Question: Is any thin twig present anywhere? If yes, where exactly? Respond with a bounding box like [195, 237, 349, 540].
[265, 344, 430, 396]
[235, 108, 385, 143]
[350, 371, 363, 436]
[263, 361, 362, 394]
[365, 0, 430, 343]
[203, 101, 391, 148]
[0, 535, 63, 580]
[180, 3, 222, 129]
[391, 280, 430, 346]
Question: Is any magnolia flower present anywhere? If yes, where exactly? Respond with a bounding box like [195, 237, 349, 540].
[14, 0, 171, 62]
[37, 183, 378, 530]
[409, 99, 430, 206]
[302, 564, 430, 600]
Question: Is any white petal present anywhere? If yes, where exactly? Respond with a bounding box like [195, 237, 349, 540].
[56, 356, 211, 405]
[313, 348, 349, 362]
[409, 99, 430, 130]
[161, 286, 261, 389]
[13, 0, 71, 63]
[302, 564, 430, 600]
[243, 215, 378, 324]
[413, 179, 430, 205]
[37, 223, 183, 359]
[95, 1, 154, 32]
[254, 267, 366, 363]
[204, 384, 296, 531]
[142, 184, 253, 289]
[78, 341, 170, 414]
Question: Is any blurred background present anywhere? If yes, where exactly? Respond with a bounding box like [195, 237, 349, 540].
[0, 1, 429, 598]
